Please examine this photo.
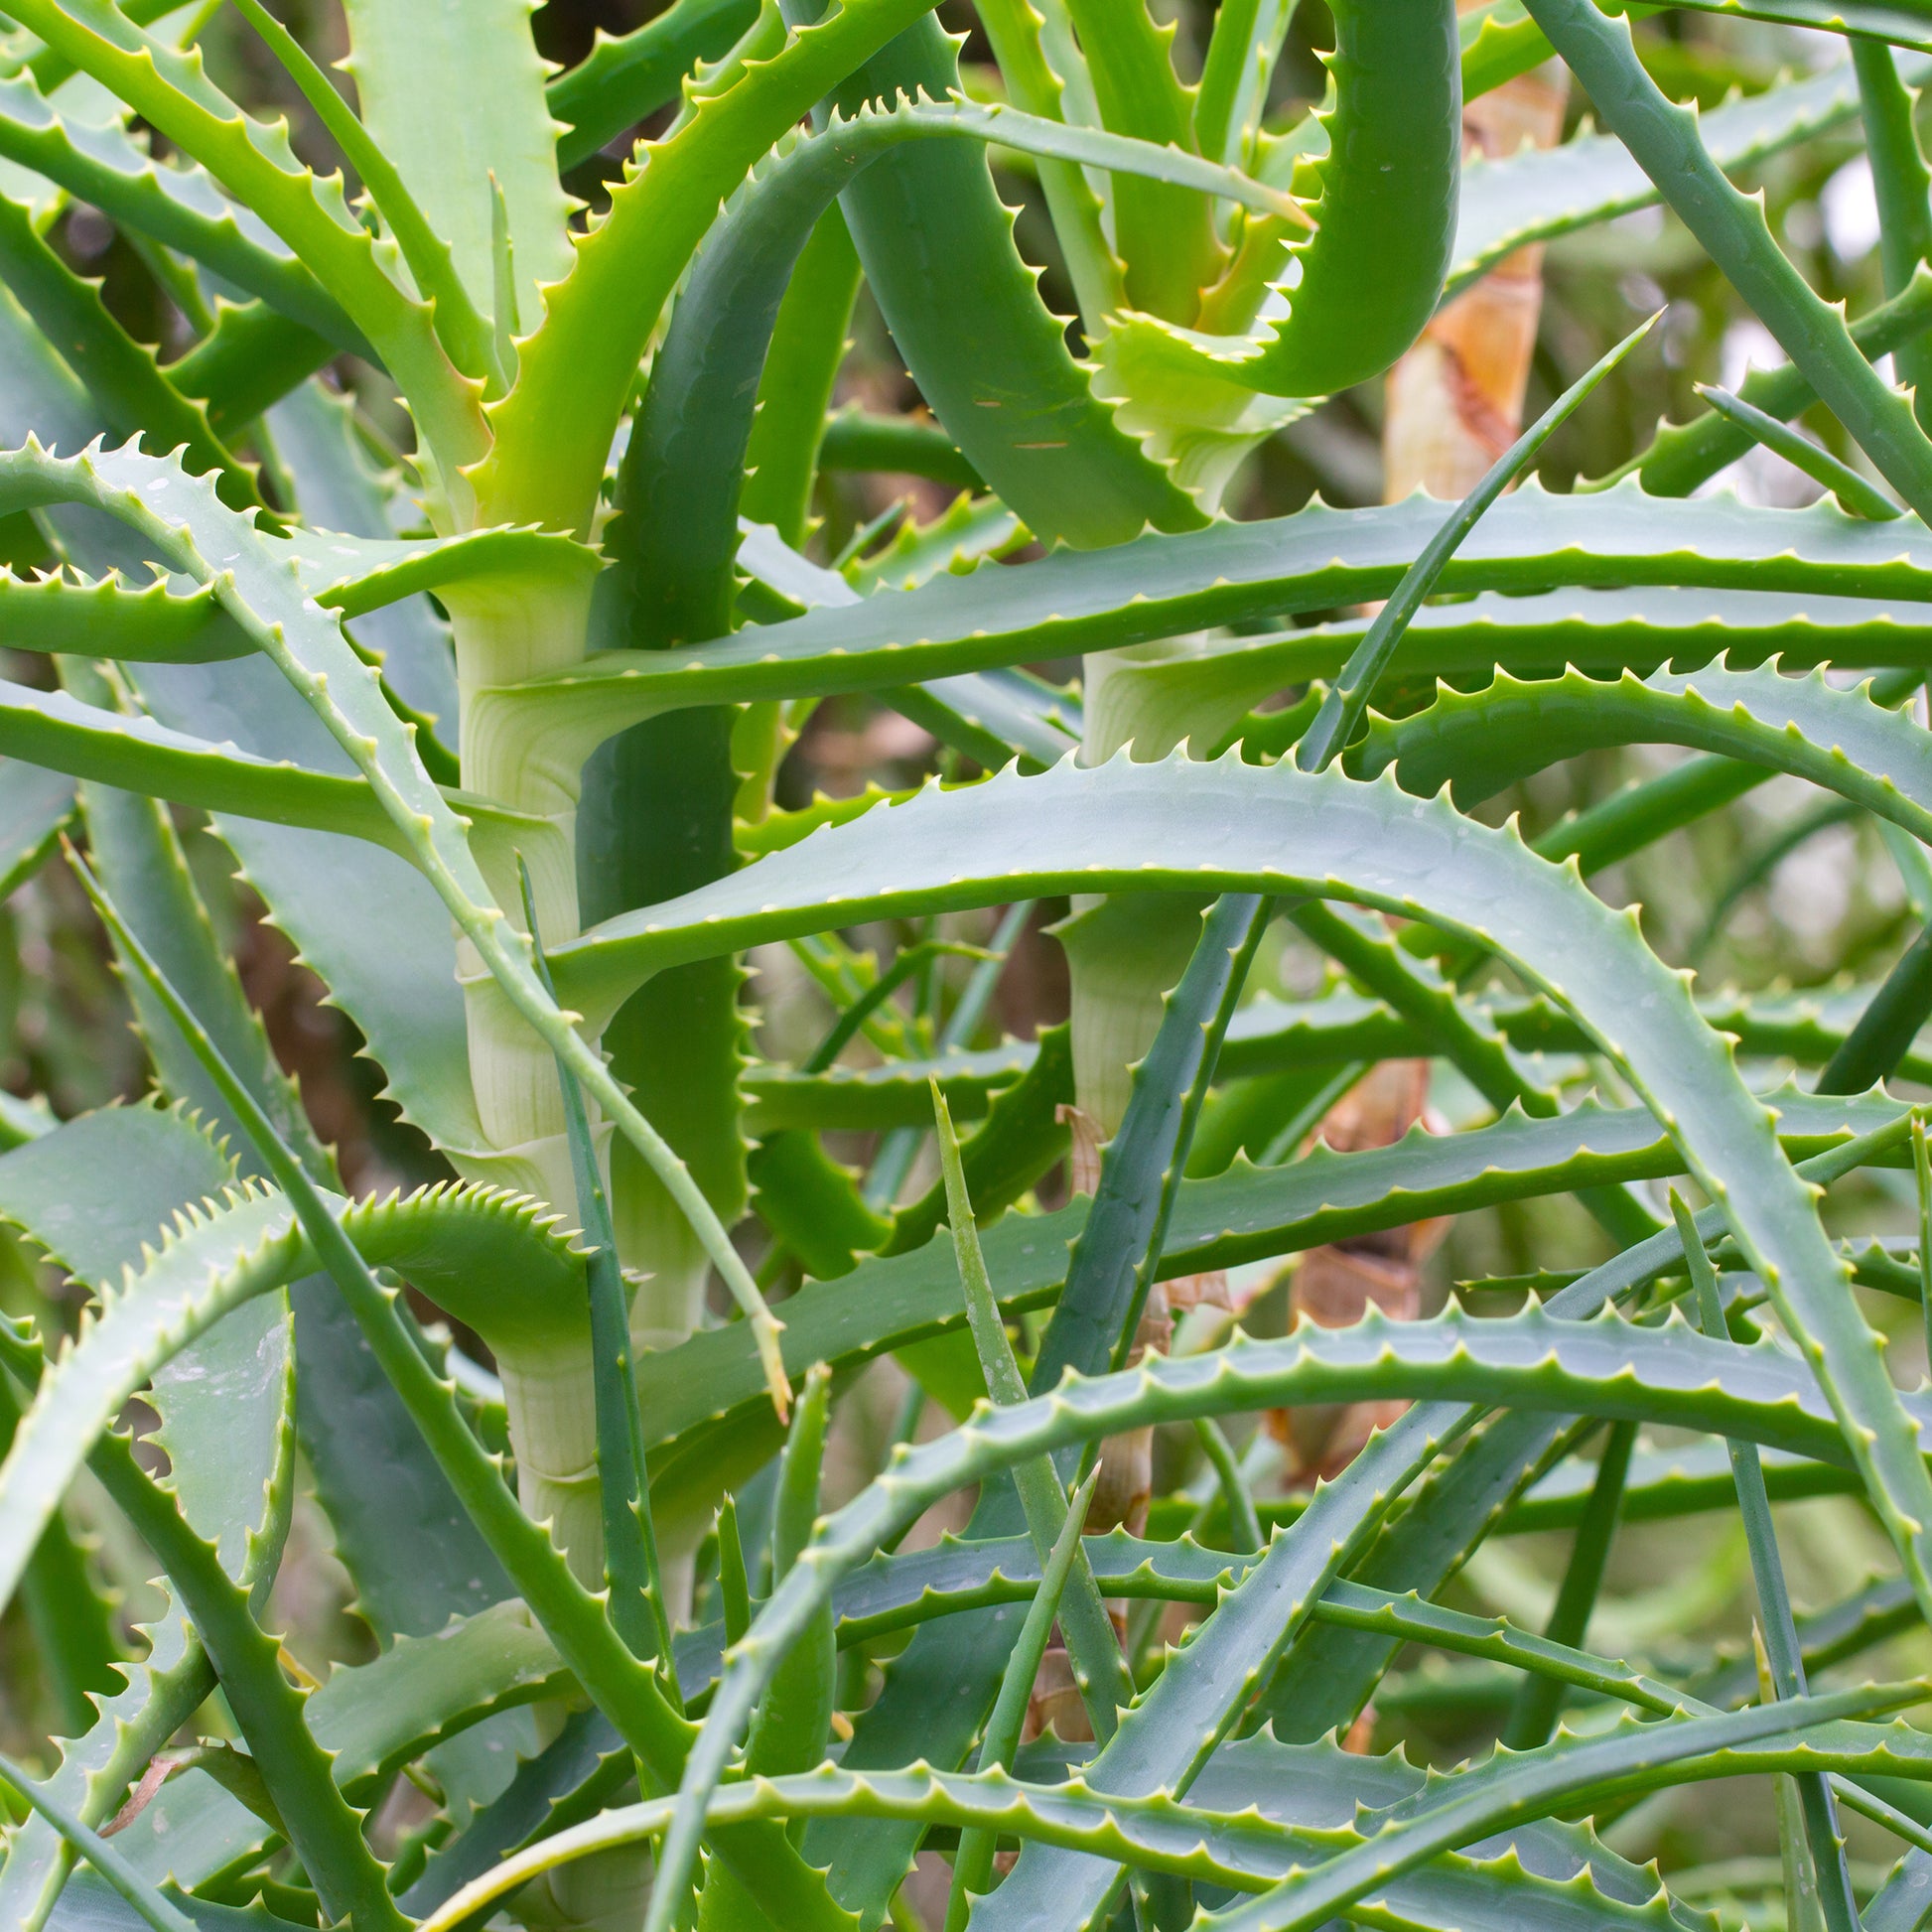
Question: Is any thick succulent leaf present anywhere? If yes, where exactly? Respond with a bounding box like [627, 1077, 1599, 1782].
[477, 0, 957, 535]
[42, 1873, 311, 1930]
[0, 571, 241, 661]
[0, 522, 594, 670]
[478, 488, 1932, 779]
[0, 673, 401, 847]
[11, 441, 714, 1271]
[414, 1756, 1700, 1932]
[744, 1042, 1037, 1133]
[0, 1600, 211, 1932]
[122, 650, 488, 1173]
[1035, 895, 1265, 1391]
[0, 1099, 234, 1290]
[615, 95, 1295, 641]
[0, 0, 485, 500]
[739, 207, 861, 551]
[70, 1429, 405, 1930]
[566, 1329, 1929, 1932]
[264, 381, 458, 732]
[80, 808, 854, 1932]
[851, 497, 1033, 597]
[396, 1708, 628, 1919]
[172, 302, 335, 436]
[290, 1273, 515, 1647]
[0, 1105, 307, 1932]
[0, 192, 254, 509]
[278, 520, 602, 621]
[823, 13, 1209, 542]
[338, 0, 573, 341]
[1197, 1690, 1930, 1932]
[1059, 0, 1213, 323]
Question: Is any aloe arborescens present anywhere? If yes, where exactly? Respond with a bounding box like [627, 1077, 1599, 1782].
[5, 2, 1932, 1930]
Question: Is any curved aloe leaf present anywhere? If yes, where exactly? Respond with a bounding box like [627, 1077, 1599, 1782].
[1355, 660, 1932, 845]
[104, 1599, 578, 1900]
[0, 1751, 194, 1932]
[337, 0, 573, 351]
[0, 1174, 590, 1619]
[230, 0, 499, 392]
[475, 0, 951, 535]
[615, 95, 1301, 644]
[0, 0, 487, 505]
[419, 1755, 1705, 1932]
[1297, 316, 1657, 774]
[0, 1098, 290, 1932]
[0, 194, 254, 509]
[1100, 0, 1460, 401]
[1205, 1685, 1929, 1932]
[548, 0, 761, 171]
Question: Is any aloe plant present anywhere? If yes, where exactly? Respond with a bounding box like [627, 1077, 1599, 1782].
[10, 0, 1932, 1927]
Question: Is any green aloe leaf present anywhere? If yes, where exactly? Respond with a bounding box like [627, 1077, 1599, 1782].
[1295, 314, 1657, 774]
[476, 489, 1932, 778]
[230, 0, 502, 392]
[337, 0, 573, 357]
[0, 1173, 595, 1619]
[1204, 1683, 1929, 1932]
[547, 0, 761, 172]
[0, 0, 487, 505]
[1103, 0, 1460, 403]
[0, 192, 255, 508]
[825, 12, 1208, 542]
[642, 1084, 1909, 1506]
[476, 0, 954, 536]
[1355, 660, 1932, 845]
[415, 1754, 1707, 1932]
